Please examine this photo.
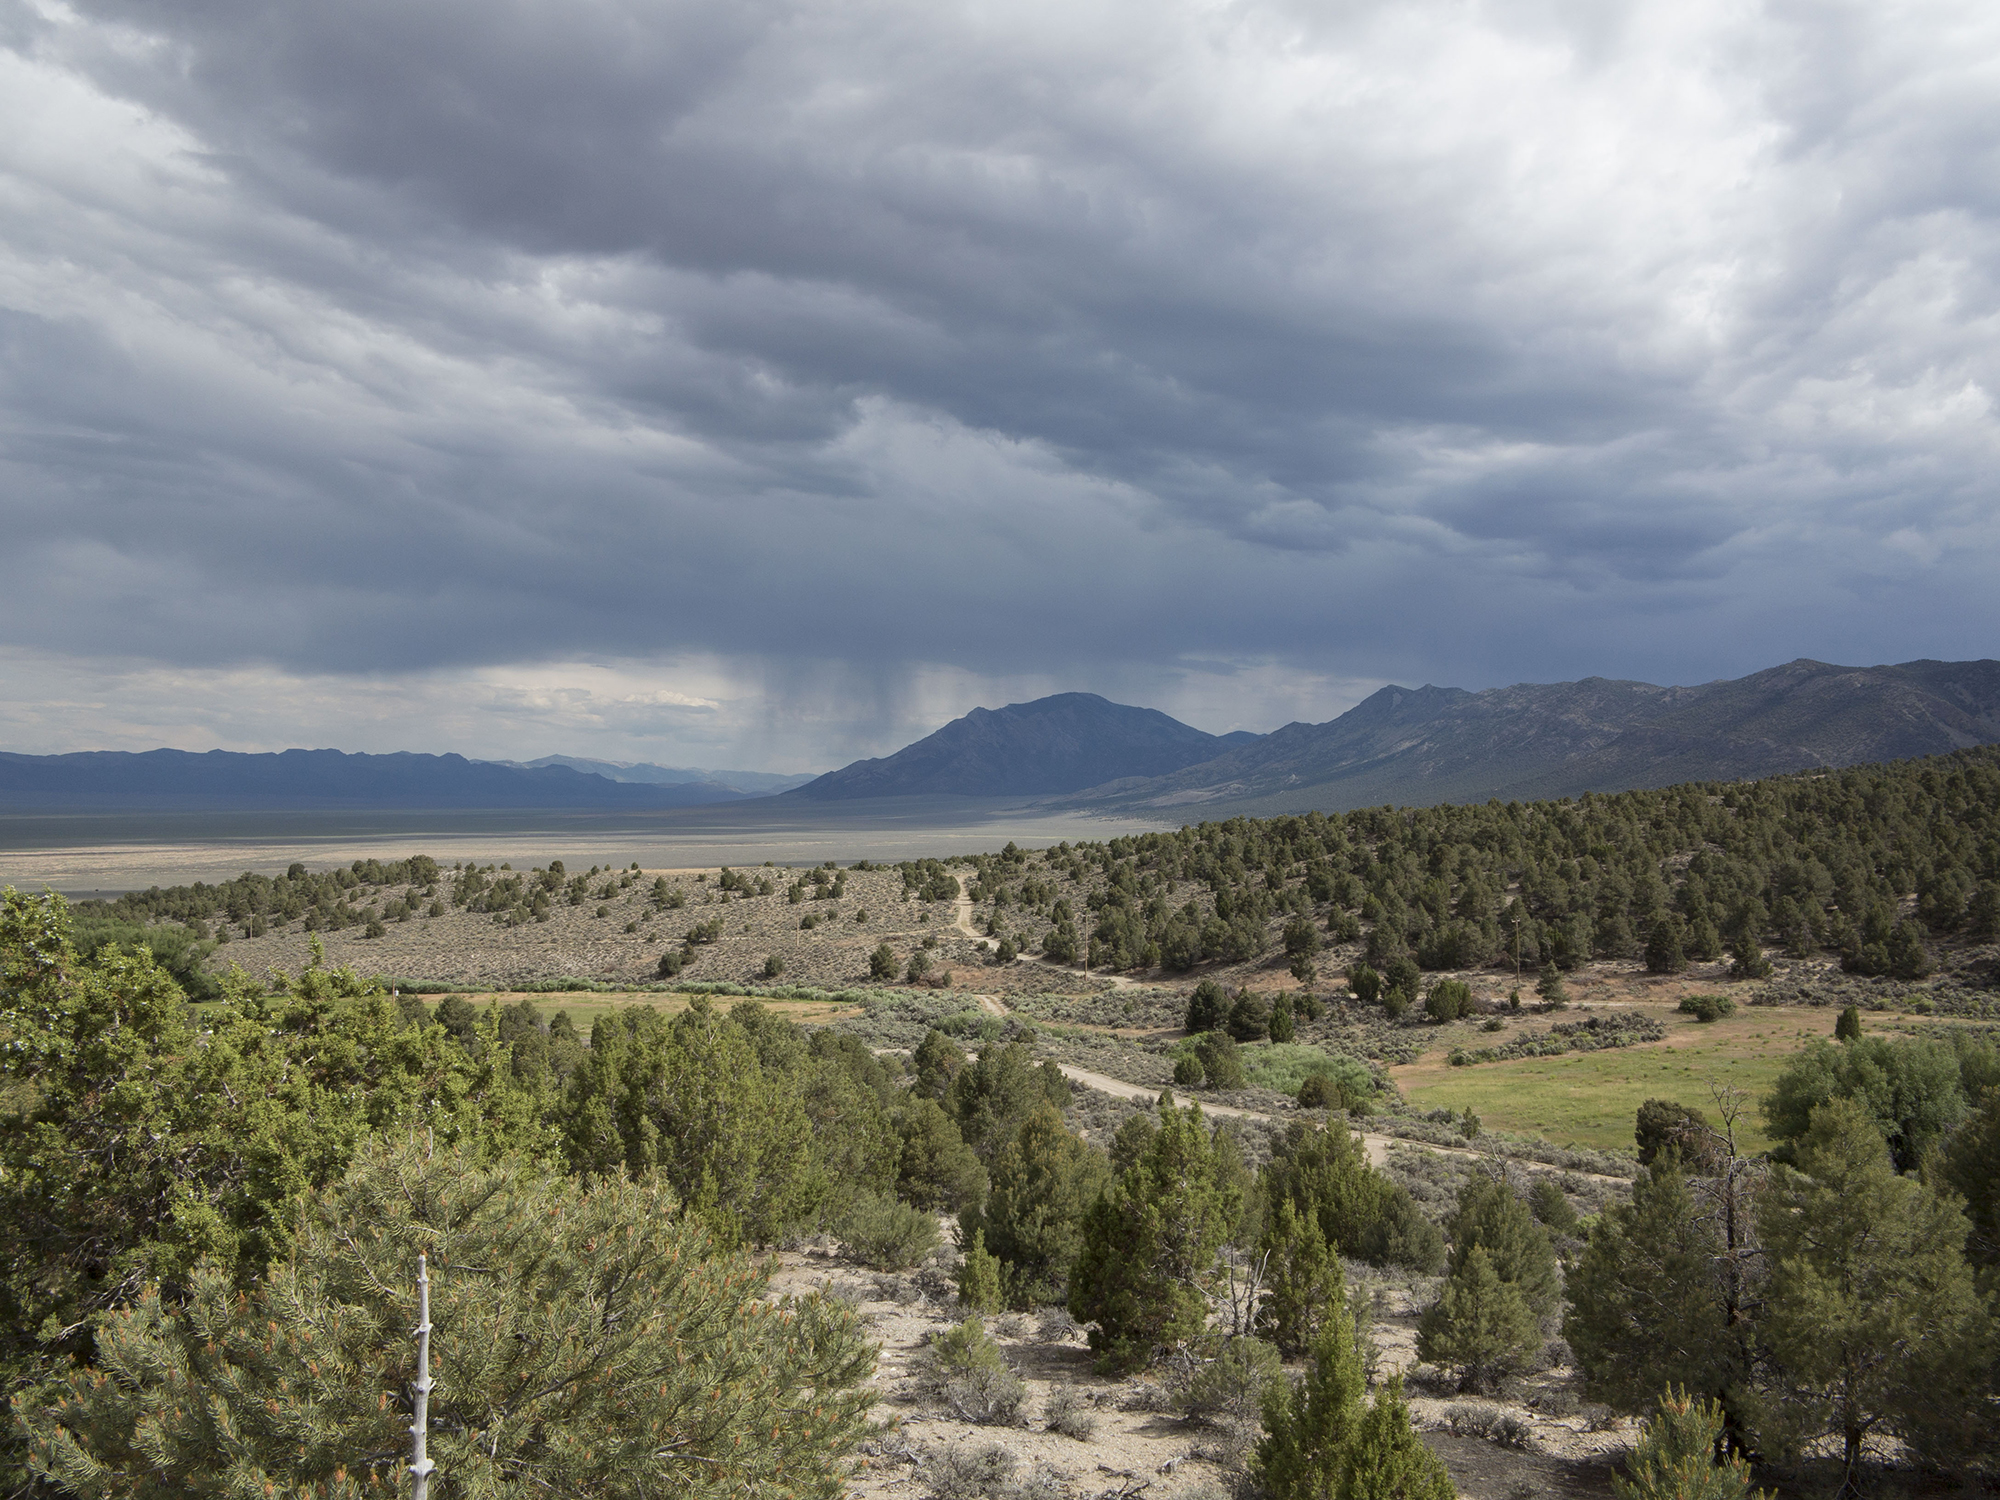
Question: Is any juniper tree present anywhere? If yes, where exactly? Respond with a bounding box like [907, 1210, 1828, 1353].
[1442, 1173, 1561, 1322]
[1258, 1307, 1450, 1500]
[1070, 1099, 1242, 1371]
[1257, 1197, 1344, 1357]
[17, 1137, 876, 1500]
[1756, 1098, 1994, 1486]
[964, 1102, 1107, 1307]
[1416, 1243, 1538, 1392]
[1258, 1303, 1365, 1500]
[895, 1096, 988, 1213]
[1563, 1161, 1744, 1417]
[1341, 1376, 1453, 1500]
[558, 998, 820, 1246]
[1261, 1119, 1390, 1262]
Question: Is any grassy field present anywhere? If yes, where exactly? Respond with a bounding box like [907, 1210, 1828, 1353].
[1390, 1006, 1953, 1155]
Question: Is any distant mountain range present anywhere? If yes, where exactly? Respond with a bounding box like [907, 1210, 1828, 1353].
[0, 748, 774, 812]
[782, 693, 1261, 801]
[7, 658, 1993, 821]
[1043, 657, 2000, 815]
[484, 755, 815, 796]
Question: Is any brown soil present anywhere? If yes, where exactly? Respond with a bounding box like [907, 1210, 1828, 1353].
[769, 1246, 1637, 1500]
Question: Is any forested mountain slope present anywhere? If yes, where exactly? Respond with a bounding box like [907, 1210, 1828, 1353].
[1054, 658, 2000, 815]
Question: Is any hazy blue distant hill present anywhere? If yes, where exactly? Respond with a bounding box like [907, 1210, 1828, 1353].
[785, 693, 1260, 801]
[486, 755, 815, 796]
[0, 748, 754, 812]
[1052, 658, 2000, 815]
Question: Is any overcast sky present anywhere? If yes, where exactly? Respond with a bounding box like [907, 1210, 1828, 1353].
[3, 0, 1996, 772]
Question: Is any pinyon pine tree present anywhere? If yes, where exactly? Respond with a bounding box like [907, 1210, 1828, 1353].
[16, 1136, 876, 1500]
[1756, 1098, 1993, 1487]
[1612, 1388, 1767, 1500]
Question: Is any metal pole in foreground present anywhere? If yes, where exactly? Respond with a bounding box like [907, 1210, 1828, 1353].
[411, 1254, 435, 1500]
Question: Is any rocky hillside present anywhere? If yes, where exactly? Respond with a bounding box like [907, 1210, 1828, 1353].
[1052, 658, 2000, 815]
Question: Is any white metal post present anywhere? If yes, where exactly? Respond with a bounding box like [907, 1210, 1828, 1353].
[411, 1254, 435, 1500]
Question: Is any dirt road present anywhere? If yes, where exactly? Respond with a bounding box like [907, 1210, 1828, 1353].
[952, 890, 1137, 987]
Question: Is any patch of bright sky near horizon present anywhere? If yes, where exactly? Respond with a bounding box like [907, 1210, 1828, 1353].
[0, 0, 1996, 770]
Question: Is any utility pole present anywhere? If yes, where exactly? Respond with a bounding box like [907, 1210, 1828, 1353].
[410, 1254, 435, 1500]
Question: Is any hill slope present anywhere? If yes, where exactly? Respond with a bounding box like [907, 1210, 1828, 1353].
[1053, 658, 2000, 815]
[0, 748, 754, 811]
[785, 692, 1255, 801]
[486, 755, 814, 796]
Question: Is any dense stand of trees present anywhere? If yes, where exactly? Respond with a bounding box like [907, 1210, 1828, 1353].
[960, 747, 2000, 998]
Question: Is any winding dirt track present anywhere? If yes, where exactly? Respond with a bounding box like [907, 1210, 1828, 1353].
[955, 978, 1628, 1183]
[952, 890, 1137, 988]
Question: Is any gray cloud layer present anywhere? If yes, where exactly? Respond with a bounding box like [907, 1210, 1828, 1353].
[1, 0, 1996, 763]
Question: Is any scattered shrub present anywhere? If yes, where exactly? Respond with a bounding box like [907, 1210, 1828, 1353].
[838, 1191, 939, 1270]
[927, 1443, 1019, 1500]
[1676, 993, 1734, 1022]
[1042, 1383, 1096, 1440]
[1177, 1335, 1283, 1427]
[917, 1320, 1027, 1426]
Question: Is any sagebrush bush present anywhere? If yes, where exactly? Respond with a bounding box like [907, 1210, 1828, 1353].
[1177, 1334, 1284, 1426]
[927, 1442, 1019, 1500]
[1042, 1382, 1096, 1440]
[838, 1191, 939, 1270]
[918, 1319, 1027, 1426]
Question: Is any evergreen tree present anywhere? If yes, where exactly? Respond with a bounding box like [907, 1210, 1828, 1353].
[895, 1095, 988, 1213]
[1263, 1119, 1391, 1261]
[1762, 1036, 1969, 1172]
[1070, 1100, 1242, 1371]
[1415, 1243, 1539, 1392]
[0, 893, 517, 1393]
[1757, 1098, 1994, 1485]
[18, 1137, 876, 1500]
[1834, 1004, 1861, 1042]
[1258, 1197, 1345, 1357]
[1611, 1388, 1767, 1500]
[1340, 1376, 1454, 1500]
[1269, 991, 1297, 1043]
[869, 941, 898, 981]
[958, 1229, 1003, 1313]
[912, 1027, 968, 1101]
[1257, 1306, 1365, 1500]
[946, 1040, 1069, 1161]
[1259, 1311, 1451, 1500]
[1938, 1084, 2000, 1268]
[1185, 978, 1229, 1033]
[1726, 930, 1772, 980]
[559, 999, 819, 1246]
[967, 1102, 1107, 1307]
[1444, 1174, 1561, 1321]
[1564, 1162, 1743, 1415]
[1645, 914, 1689, 975]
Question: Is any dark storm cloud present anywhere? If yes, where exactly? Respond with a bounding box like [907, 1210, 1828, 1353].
[1, 0, 1997, 762]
